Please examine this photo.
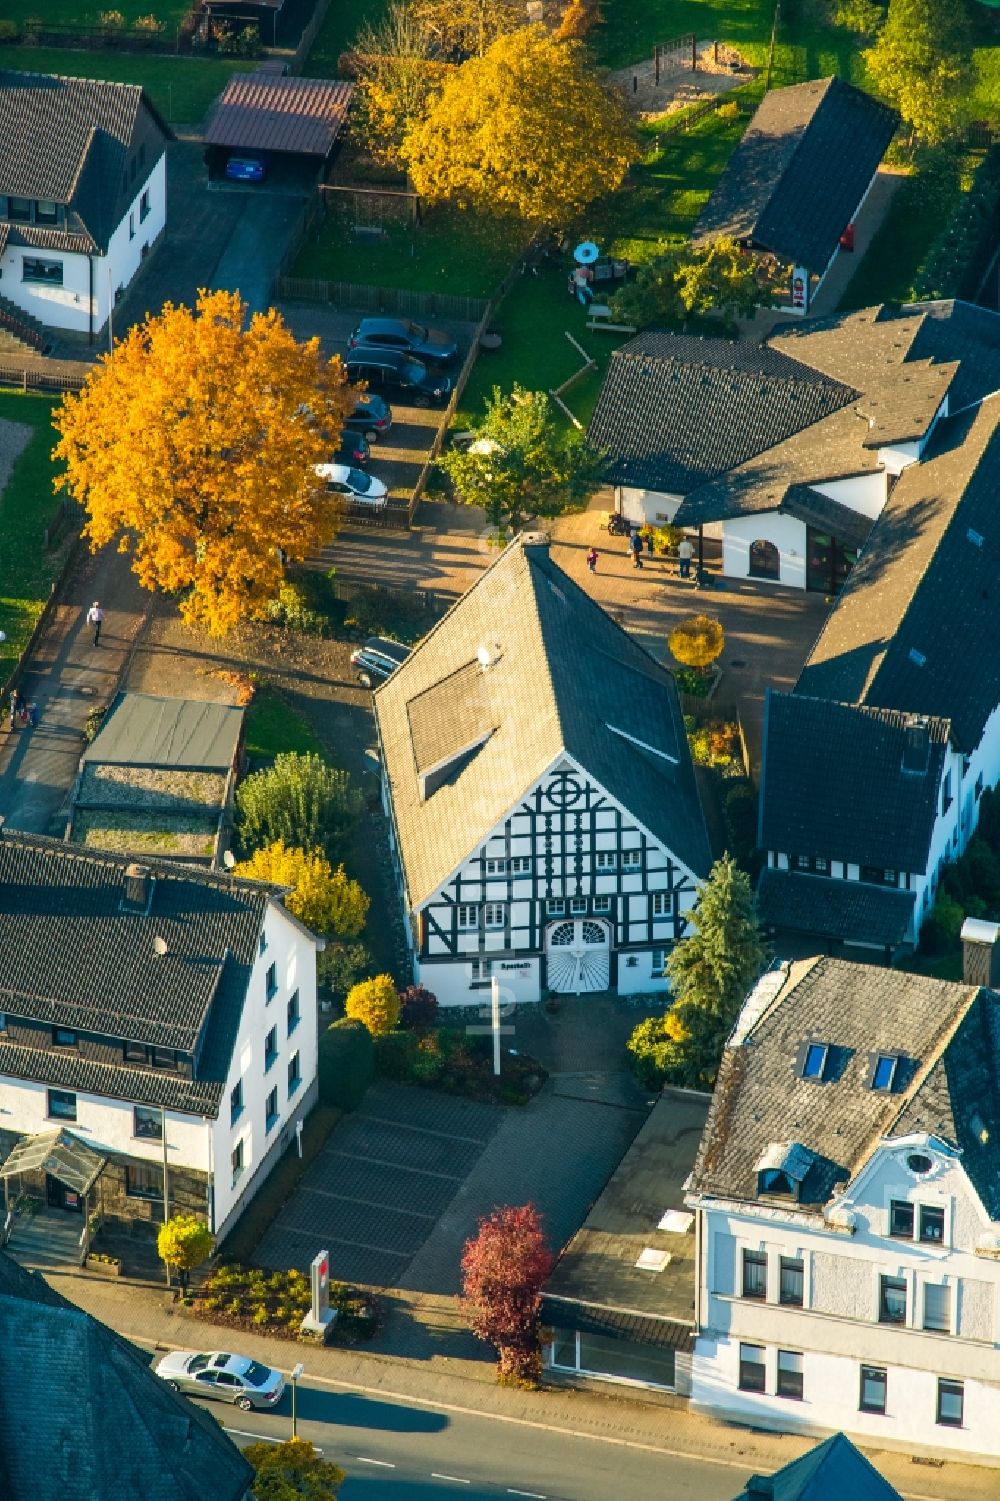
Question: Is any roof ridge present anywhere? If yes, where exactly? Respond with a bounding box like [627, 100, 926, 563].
[0, 828, 266, 898]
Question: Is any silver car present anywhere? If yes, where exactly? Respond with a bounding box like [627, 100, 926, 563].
[155, 1349, 285, 1411]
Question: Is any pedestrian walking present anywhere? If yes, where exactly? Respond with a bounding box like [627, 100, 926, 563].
[645, 530, 654, 557]
[630, 531, 643, 569]
[678, 537, 694, 579]
[27, 701, 38, 729]
[572, 264, 594, 306]
[86, 600, 105, 646]
[9, 688, 24, 729]
[586, 547, 599, 574]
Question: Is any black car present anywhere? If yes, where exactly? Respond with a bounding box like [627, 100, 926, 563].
[334, 430, 370, 468]
[342, 393, 393, 443]
[349, 317, 458, 369]
[345, 349, 453, 408]
[350, 636, 411, 687]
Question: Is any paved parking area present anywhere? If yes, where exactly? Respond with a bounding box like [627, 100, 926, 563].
[254, 1082, 503, 1286]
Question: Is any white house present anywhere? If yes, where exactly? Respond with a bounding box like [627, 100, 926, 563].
[0, 70, 170, 346]
[0, 833, 320, 1247]
[374, 536, 711, 1007]
[686, 930, 1000, 1464]
[589, 300, 997, 595]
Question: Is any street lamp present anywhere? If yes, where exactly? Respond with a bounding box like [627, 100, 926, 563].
[290, 1362, 305, 1439]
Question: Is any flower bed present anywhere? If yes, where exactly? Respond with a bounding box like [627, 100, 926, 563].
[375, 1025, 547, 1105]
[192, 1264, 378, 1343]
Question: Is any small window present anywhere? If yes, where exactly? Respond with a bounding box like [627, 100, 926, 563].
[652, 948, 665, 971]
[907, 1152, 933, 1175]
[814, 856, 828, 874]
[264, 1027, 278, 1072]
[469, 958, 492, 979]
[595, 852, 617, 870]
[795, 854, 810, 870]
[139, 188, 150, 222]
[621, 849, 642, 869]
[652, 893, 672, 916]
[759, 1168, 794, 1197]
[801, 1042, 828, 1080]
[871, 1054, 898, 1091]
[738, 1343, 766, 1393]
[483, 903, 506, 929]
[288, 1050, 301, 1097]
[879, 1275, 907, 1325]
[908, 648, 926, 667]
[937, 1378, 963, 1428]
[546, 899, 565, 916]
[287, 989, 300, 1037]
[231, 1138, 244, 1186]
[259, 932, 268, 956]
[570, 898, 588, 915]
[22, 256, 63, 285]
[152, 1048, 176, 1070]
[593, 896, 612, 913]
[8, 197, 32, 222]
[129, 211, 135, 240]
[484, 857, 506, 875]
[230, 1079, 244, 1125]
[35, 199, 58, 224]
[124, 1040, 147, 1064]
[133, 1105, 163, 1141]
[47, 1088, 77, 1122]
[749, 538, 780, 580]
[741, 1248, 767, 1299]
[779, 1256, 803, 1306]
[923, 1283, 950, 1333]
[509, 856, 532, 875]
[860, 1364, 887, 1414]
[889, 1200, 914, 1239]
[125, 1163, 163, 1202]
[265, 962, 277, 1002]
[919, 1205, 945, 1244]
[457, 904, 478, 930]
[776, 1350, 803, 1400]
[53, 1027, 78, 1048]
[265, 1086, 279, 1132]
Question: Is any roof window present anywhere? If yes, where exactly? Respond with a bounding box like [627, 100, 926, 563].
[800, 1042, 828, 1081]
[967, 527, 984, 548]
[756, 1141, 815, 1201]
[908, 648, 927, 667]
[870, 1053, 899, 1092]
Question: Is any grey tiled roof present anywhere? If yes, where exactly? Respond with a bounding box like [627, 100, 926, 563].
[797, 398, 1000, 749]
[375, 539, 711, 909]
[0, 831, 268, 1054]
[688, 957, 995, 1213]
[588, 331, 857, 494]
[693, 77, 898, 272]
[759, 693, 949, 870]
[733, 1433, 903, 1501]
[0, 1041, 223, 1115]
[779, 484, 877, 548]
[0, 70, 170, 253]
[755, 868, 916, 947]
[0, 1251, 253, 1501]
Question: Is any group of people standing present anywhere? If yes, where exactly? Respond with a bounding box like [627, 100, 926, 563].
[585, 528, 696, 577]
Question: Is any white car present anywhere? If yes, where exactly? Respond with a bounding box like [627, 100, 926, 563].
[315, 462, 387, 509]
[154, 1349, 285, 1410]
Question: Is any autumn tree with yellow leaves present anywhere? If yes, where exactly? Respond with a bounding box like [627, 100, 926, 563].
[53, 290, 353, 635]
[401, 27, 637, 225]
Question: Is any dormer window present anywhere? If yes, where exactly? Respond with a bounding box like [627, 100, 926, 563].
[801, 1042, 828, 1081]
[756, 1141, 815, 1201]
[870, 1053, 899, 1091]
[759, 1169, 795, 1197]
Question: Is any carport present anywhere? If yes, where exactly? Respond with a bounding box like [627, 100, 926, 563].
[203, 74, 354, 189]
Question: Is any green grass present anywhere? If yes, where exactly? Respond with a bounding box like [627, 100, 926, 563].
[4, 0, 189, 27]
[0, 391, 68, 684]
[303, 0, 386, 75]
[591, 0, 772, 71]
[292, 204, 521, 297]
[0, 45, 243, 123]
[244, 683, 323, 764]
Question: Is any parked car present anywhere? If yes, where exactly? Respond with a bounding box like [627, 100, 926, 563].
[348, 317, 458, 369]
[334, 430, 370, 468]
[314, 462, 388, 508]
[224, 152, 266, 183]
[351, 636, 412, 688]
[155, 1350, 284, 1411]
[345, 349, 452, 408]
[342, 393, 392, 442]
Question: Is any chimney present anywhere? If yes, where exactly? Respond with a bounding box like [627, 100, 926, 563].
[123, 862, 154, 914]
[901, 715, 931, 774]
[746, 1478, 773, 1500]
[961, 917, 1000, 988]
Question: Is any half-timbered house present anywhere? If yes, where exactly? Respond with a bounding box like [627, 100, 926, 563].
[374, 537, 711, 1006]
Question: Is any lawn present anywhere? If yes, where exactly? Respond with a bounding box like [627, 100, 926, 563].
[244, 683, 324, 764]
[0, 391, 68, 685]
[0, 46, 243, 123]
[304, 0, 386, 75]
[4, 0, 189, 27]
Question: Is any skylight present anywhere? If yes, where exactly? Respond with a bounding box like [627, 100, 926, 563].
[635, 1247, 670, 1272]
[908, 648, 927, 667]
[967, 527, 985, 548]
[657, 1209, 694, 1234]
[871, 1053, 898, 1091]
[801, 1042, 828, 1080]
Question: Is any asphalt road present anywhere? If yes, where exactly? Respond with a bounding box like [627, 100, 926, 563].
[196, 1377, 754, 1501]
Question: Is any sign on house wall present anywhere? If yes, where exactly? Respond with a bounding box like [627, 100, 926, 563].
[790, 267, 810, 313]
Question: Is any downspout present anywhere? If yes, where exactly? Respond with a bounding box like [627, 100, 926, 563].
[87, 254, 93, 346]
[693, 1207, 703, 1330]
[161, 1108, 171, 1287]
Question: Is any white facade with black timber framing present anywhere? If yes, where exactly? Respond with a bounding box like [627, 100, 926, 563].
[375, 538, 711, 1007]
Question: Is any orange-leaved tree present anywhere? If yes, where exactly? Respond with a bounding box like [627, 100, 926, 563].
[53, 289, 353, 635]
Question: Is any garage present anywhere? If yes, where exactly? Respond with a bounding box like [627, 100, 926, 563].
[203, 72, 353, 191]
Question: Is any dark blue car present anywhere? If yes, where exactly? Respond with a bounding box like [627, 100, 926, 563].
[225, 153, 266, 183]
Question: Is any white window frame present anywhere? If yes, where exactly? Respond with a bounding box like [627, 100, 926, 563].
[570, 897, 588, 915]
[595, 852, 617, 871]
[621, 849, 642, 870]
[651, 948, 665, 970]
[509, 856, 532, 875]
[546, 899, 565, 915]
[484, 857, 506, 875]
[652, 892, 673, 916]
[483, 903, 506, 929]
[456, 904, 478, 930]
[920, 1279, 952, 1335]
[593, 896, 612, 913]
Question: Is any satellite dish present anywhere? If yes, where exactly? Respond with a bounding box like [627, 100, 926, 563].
[0, 632, 6, 644]
[223, 849, 236, 869]
[574, 240, 600, 265]
[153, 936, 168, 956]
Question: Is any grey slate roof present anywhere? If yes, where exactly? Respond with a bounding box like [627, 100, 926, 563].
[83, 692, 243, 771]
[779, 484, 877, 548]
[588, 331, 858, 494]
[203, 74, 353, 156]
[0, 70, 170, 254]
[759, 693, 950, 870]
[693, 77, 898, 272]
[755, 868, 916, 947]
[0, 1251, 252, 1501]
[688, 957, 1000, 1216]
[374, 538, 711, 909]
[796, 397, 1000, 750]
[733, 1433, 902, 1501]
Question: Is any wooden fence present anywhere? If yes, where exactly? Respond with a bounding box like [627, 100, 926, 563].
[14, 18, 189, 52]
[330, 575, 442, 612]
[0, 361, 91, 394]
[290, 0, 335, 71]
[276, 276, 489, 323]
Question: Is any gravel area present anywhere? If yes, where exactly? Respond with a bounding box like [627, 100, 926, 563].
[71, 809, 217, 857]
[0, 418, 33, 497]
[79, 763, 227, 810]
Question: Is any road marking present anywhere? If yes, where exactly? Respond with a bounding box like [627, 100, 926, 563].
[508, 1490, 546, 1498]
[222, 1428, 323, 1454]
[431, 1475, 471, 1485]
[129, 1332, 944, 1501]
[357, 1458, 395, 1468]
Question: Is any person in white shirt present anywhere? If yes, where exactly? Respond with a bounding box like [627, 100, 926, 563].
[677, 538, 694, 579]
[86, 601, 105, 646]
